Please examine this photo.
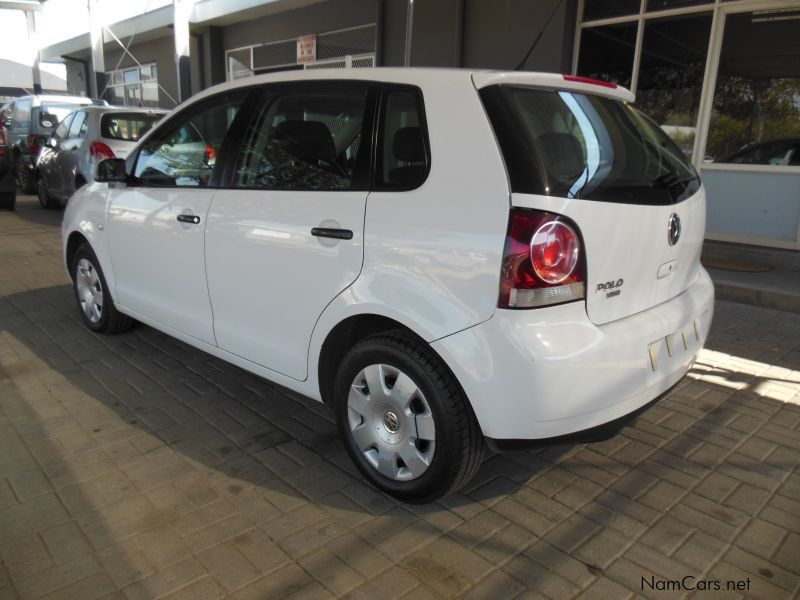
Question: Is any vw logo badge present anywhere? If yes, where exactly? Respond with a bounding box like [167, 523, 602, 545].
[668, 213, 681, 246]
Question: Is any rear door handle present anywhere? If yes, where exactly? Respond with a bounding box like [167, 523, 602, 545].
[176, 214, 201, 224]
[311, 227, 353, 240]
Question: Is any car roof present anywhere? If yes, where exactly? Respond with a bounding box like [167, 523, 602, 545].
[186, 67, 635, 105]
[80, 105, 168, 114]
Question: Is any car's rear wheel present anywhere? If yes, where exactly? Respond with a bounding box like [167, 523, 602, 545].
[0, 191, 14, 211]
[36, 172, 59, 209]
[334, 330, 484, 503]
[72, 243, 134, 334]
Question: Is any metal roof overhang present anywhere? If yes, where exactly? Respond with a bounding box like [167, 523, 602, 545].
[40, 0, 328, 62]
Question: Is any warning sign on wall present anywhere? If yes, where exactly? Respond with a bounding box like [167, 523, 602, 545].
[297, 35, 317, 63]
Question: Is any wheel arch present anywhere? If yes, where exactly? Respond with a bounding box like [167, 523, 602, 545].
[65, 231, 89, 279]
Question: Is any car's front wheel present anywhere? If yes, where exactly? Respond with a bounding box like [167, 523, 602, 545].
[72, 243, 134, 334]
[334, 331, 485, 503]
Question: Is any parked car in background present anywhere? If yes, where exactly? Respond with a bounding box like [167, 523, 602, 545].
[721, 137, 800, 166]
[63, 69, 714, 502]
[4, 94, 99, 194]
[36, 106, 166, 208]
[0, 120, 15, 210]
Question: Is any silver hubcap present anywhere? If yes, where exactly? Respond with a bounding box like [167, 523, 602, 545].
[76, 258, 103, 324]
[347, 364, 436, 481]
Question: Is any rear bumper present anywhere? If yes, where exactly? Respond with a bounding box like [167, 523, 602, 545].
[431, 268, 714, 441]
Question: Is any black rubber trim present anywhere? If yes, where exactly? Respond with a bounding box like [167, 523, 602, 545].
[485, 379, 682, 453]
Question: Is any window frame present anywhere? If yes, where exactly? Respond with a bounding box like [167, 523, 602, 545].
[373, 84, 431, 192]
[217, 79, 379, 192]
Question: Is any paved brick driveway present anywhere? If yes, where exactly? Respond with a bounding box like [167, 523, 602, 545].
[1, 195, 798, 599]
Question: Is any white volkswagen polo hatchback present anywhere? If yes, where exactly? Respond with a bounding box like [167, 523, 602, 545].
[62, 69, 714, 502]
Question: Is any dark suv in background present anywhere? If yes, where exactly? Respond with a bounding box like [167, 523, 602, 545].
[4, 95, 99, 193]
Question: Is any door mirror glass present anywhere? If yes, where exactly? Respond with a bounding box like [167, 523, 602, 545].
[95, 158, 127, 183]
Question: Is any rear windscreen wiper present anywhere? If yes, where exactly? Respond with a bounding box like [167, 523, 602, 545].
[652, 171, 699, 189]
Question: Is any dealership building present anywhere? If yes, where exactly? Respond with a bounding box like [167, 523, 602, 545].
[36, 0, 800, 252]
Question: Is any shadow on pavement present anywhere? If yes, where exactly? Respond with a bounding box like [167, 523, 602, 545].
[1, 279, 798, 596]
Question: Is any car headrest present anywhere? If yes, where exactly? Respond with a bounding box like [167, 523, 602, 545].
[275, 120, 336, 161]
[393, 127, 425, 163]
[536, 132, 585, 181]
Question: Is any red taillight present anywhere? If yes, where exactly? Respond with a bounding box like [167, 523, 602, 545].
[203, 145, 216, 166]
[0, 127, 6, 146]
[498, 209, 585, 309]
[562, 75, 618, 89]
[89, 141, 115, 160]
[28, 134, 40, 154]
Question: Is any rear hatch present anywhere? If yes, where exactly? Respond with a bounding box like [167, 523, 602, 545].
[100, 112, 164, 159]
[477, 74, 704, 325]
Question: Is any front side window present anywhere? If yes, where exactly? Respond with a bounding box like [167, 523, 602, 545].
[134, 92, 245, 187]
[377, 89, 428, 189]
[234, 88, 367, 190]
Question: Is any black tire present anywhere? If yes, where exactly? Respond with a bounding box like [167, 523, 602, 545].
[333, 330, 485, 503]
[0, 190, 14, 211]
[16, 162, 35, 194]
[72, 243, 135, 334]
[36, 172, 59, 209]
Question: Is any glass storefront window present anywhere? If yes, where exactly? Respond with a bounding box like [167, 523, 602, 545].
[105, 63, 160, 108]
[576, 22, 638, 88]
[636, 13, 712, 159]
[647, 0, 712, 10]
[583, 0, 641, 21]
[705, 9, 800, 165]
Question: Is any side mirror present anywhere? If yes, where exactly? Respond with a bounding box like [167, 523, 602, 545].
[48, 137, 57, 148]
[39, 112, 58, 128]
[95, 158, 127, 184]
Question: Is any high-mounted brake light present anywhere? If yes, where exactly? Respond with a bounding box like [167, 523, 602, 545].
[89, 141, 115, 160]
[498, 209, 586, 309]
[562, 75, 618, 89]
[203, 145, 217, 166]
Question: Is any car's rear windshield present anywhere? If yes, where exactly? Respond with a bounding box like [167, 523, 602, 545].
[38, 103, 87, 130]
[480, 85, 700, 205]
[101, 113, 162, 141]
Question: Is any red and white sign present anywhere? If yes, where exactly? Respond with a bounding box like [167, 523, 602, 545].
[297, 34, 317, 64]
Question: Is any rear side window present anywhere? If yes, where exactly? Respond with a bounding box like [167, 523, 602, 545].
[377, 89, 429, 189]
[13, 99, 31, 127]
[480, 85, 699, 205]
[101, 113, 162, 141]
[68, 111, 87, 139]
[40, 103, 87, 132]
[234, 88, 368, 191]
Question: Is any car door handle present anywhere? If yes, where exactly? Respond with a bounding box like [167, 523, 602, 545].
[176, 214, 201, 224]
[311, 227, 353, 240]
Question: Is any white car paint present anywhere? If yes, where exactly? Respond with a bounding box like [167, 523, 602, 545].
[62, 68, 713, 450]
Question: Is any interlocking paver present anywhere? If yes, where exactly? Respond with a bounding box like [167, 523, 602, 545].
[1, 196, 800, 598]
